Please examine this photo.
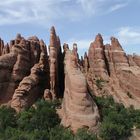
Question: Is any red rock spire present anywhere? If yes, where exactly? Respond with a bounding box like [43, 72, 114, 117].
[110, 36, 123, 51]
[50, 26, 57, 47]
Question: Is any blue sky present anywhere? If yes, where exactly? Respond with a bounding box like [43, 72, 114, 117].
[0, 0, 140, 56]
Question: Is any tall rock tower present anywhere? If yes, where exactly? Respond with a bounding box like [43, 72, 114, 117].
[49, 26, 63, 98]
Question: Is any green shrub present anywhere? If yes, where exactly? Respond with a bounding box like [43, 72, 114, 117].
[1, 128, 49, 140]
[75, 128, 98, 140]
[127, 107, 140, 128]
[95, 79, 105, 90]
[95, 97, 133, 140]
[49, 126, 74, 140]
[17, 99, 60, 131]
[0, 97, 140, 140]
[0, 106, 17, 132]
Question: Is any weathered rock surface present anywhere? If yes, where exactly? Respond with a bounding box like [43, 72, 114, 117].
[43, 89, 52, 101]
[86, 35, 140, 109]
[83, 52, 89, 74]
[129, 129, 140, 140]
[133, 54, 140, 67]
[49, 26, 63, 98]
[0, 27, 63, 110]
[0, 38, 4, 56]
[0, 34, 48, 106]
[11, 52, 47, 112]
[58, 49, 99, 133]
[88, 34, 109, 80]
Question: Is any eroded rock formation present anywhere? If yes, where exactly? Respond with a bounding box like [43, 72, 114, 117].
[0, 34, 48, 106]
[58, 49, 99, 133]
[0, 26, 140, 132]
[0, 38, 4, 56]
[88, 34, 109, 80]
[49, 26, 63, 98]
[86, 35, 140, 109]
[83, 52, 89, 74]
[11, 52, 47, 112]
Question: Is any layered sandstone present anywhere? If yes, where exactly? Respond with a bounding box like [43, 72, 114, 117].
[83, 52, 89, 74]
[58, 49, 99, 133]
[88, 34, 109, 80]
[86, 35, 140, 109]
[0, 34, 48, 106]
[133, 54, 140, 67]
[0, 38, 4, 56]
[11, 52, 47, 112]
[49, 26, 63, 98]
[0, 26, 62, 110]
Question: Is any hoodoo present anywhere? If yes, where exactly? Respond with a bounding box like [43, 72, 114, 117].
[58, 49, 99, 133]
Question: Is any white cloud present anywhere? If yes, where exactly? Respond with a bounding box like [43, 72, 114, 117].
[77, 0, 129, 16]
[108, 3, 128, 12]
[0, 0, 72, 26]
[0, 0, 130, 26]
[77, 0, 99, 15]
[117, 27, 140, 46]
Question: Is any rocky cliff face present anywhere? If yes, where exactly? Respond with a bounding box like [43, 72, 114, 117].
[88, 34, 109, 80]
[0, 27, 140, 131]
[11, 52, 48, 112]
[0, 34, 49, 106]
[86, 35, 140, 109]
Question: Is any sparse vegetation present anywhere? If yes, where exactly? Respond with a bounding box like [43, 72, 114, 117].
[95, 79, 105, 90]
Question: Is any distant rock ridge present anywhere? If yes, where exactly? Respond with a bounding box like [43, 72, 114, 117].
[0, 27, 140, 132]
